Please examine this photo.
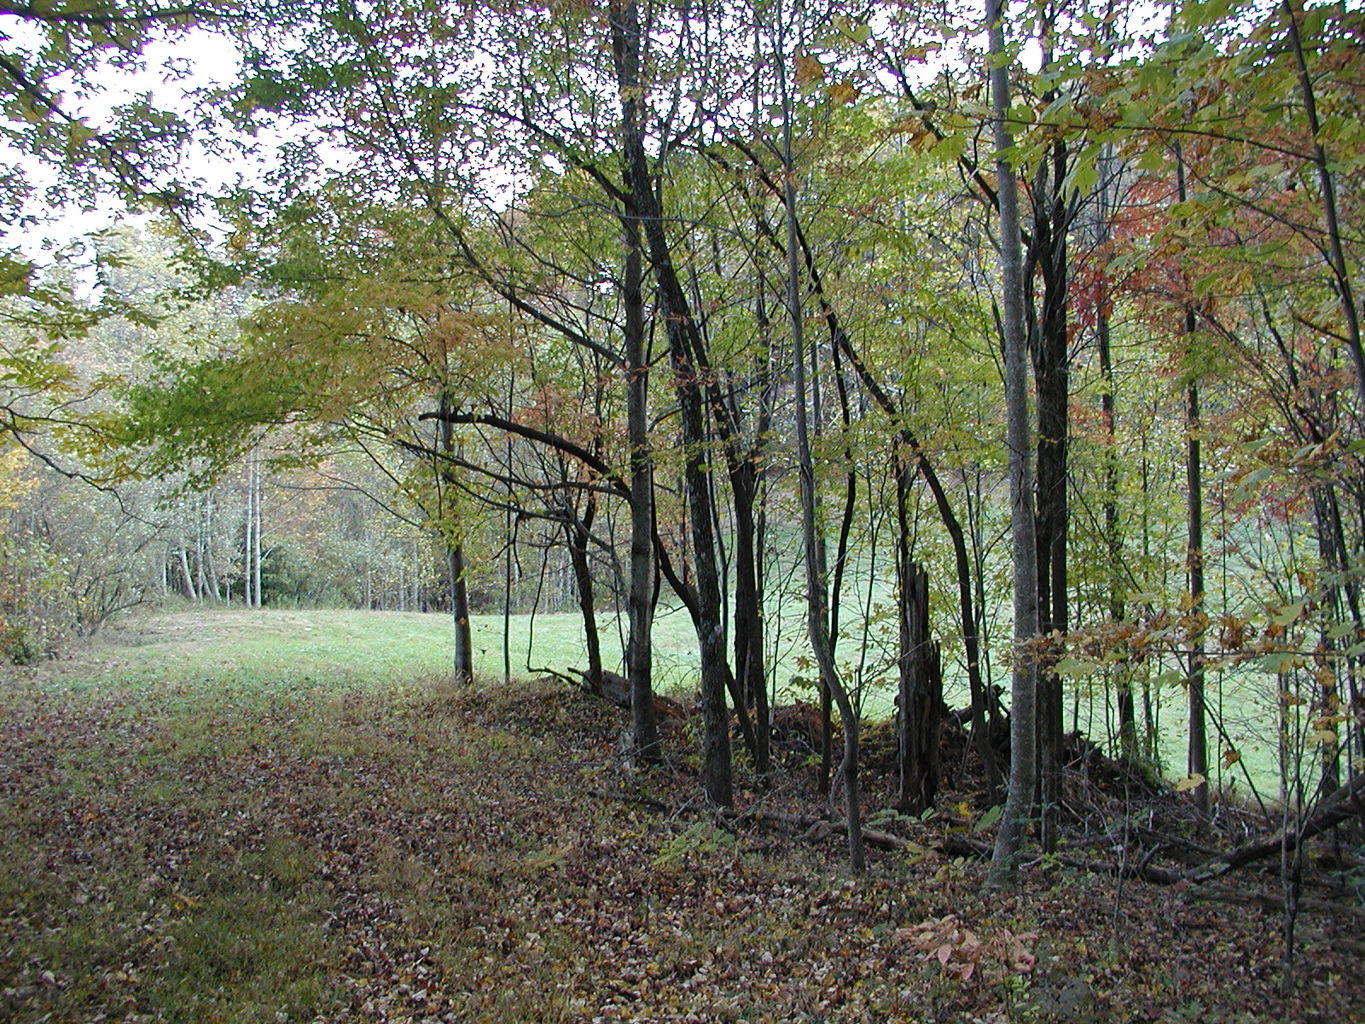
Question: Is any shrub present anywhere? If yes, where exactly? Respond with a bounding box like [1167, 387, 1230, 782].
[1, 623, 43, 665]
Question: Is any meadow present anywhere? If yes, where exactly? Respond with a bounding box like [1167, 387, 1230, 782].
[63, 603, 1304, 803]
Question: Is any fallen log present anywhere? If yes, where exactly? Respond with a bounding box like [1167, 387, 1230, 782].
[1080, 771, 1365, 885]
[722, 808, 910, 851]
[1181, 770, 1365, 884]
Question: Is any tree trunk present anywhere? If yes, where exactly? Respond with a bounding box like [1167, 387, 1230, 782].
[610, 0, 660, 763]
[777, 22, 863, 872]
[244, 451, 262, 609]
[243, 461, 253, 607]
[986, 0, 1042, 888]
[252, 455, 263, 608]
[204, 490, 222, 601]
[1186, 374, 1208, 815]
[897, 539, 942, 816]
[1281, 0, 1365, 417]
[178, 544, 197, 601]
[1028, 137, 1070, 853]
[1093, 149, 1136, 758]
[1176, 147, 1209, 818]
[439, 393, 474, 685]
[731, 459, 769, 773]
[624, 233, 660, 760]
[566, 500, 603, 692]
[447, 539, 474, 684]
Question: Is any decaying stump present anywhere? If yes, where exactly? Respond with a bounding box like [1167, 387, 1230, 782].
[898, 560, 942, 815]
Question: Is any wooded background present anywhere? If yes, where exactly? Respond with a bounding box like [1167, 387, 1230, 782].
[1, 0, 1362, 884]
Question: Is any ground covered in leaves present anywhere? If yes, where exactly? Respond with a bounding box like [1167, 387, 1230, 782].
[2, 613, 1363, 1023]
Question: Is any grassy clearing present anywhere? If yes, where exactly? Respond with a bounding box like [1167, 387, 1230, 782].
[2, 609, 1360, 1023]
[50, 603, 1306, 798]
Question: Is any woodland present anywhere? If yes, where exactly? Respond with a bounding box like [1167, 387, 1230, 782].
[2, 0, 1365, 1019]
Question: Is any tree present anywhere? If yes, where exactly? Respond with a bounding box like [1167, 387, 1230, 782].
[986, 0, 1042, 888]
[0, 2, 235, 461]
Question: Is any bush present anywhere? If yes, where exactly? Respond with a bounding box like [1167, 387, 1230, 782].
[1, 624, 44, 665]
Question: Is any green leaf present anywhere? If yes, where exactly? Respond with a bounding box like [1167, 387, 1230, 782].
[930, 134, 967, 163]
[1256, 652, 1302, 674]
[0, 257, 33, 296]
[834, 15, 871, 45]
[1271, 601, 1305, 627]
[1138, 144, 1167, 173]
[1055, 656, 1100, 678]
[1067, 157, 1099, 199]
[973, 804, 1003, 833]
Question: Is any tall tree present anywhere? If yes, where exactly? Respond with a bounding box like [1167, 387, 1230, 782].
[774, 26, 863, 869]
[986, 0, 1043, 888]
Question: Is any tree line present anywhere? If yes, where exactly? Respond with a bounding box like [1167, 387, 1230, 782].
[0, 0, 1362, 891]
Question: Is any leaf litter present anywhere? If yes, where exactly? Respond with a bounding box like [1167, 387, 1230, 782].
[1, 626, 1363, 1023]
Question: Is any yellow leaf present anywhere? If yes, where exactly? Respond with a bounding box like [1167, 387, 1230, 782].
[795, 54, 825, 86]
[1174, 773, 1206, 792]
[826, 81, 859, 106]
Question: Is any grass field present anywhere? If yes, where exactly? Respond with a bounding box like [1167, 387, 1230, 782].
[55, 604, 1305, 802]
[76, 598, 1344, 805]
[2, 607, 1361, 1023]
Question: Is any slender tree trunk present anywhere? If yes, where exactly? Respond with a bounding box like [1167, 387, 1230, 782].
[777, 23, 863, 872]
[504, 493, 515, 686]
[1281, 0, 1365, 417]
[612, 0, 662, 763]
[1030, 139, 1070, 854]
[252, 455, 262, 608]
[624, 227, 660, 759]
[244, 451, 262, 609]
[897, 518, 942, 815]
[1186, 374, 1208, 814]
[243, 461, 253, 607]
[740, 46, 773, 778]
[204, 490, 222, 601]
[439, 393, 474, 685]
[178, 545, 197, 602]
[447, 540, 474, 683]
[1094, 158, 1135, 757]
[1312, 491, 1343, 798]
[1318, 485, 1362, 792]
[1176, 148, 1209, 818]
[566, 501, 603, 690]
[194, 499, 207, 602]
[731, 461, 769, 772]
[987, 0, 1042, 888]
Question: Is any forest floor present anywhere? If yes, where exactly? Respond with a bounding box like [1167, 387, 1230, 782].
[1, 609, 1362, 1024]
